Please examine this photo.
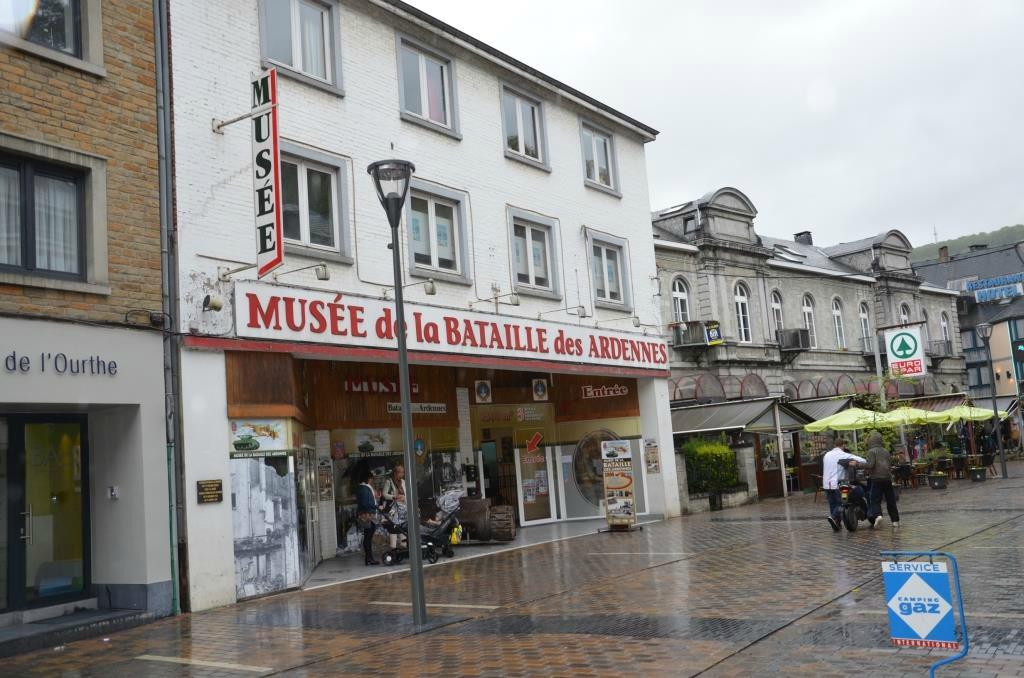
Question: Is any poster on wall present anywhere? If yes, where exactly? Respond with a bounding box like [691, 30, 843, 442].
[354, 429, 392, 455]
[317, 458, 333, 501]
[644, 438, 661, 474]
[532, 378, 548, 401]
[230, 419, 290, 458]
[601, 440, 636, 528]
[475, 380, 493, 403]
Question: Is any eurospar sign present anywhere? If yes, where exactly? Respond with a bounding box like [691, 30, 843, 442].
[234, 282, 669, 372]
[250, 69, 284, 278]
[885, 327, 927, 377]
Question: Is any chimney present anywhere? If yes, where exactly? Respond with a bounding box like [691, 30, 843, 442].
[793, 231, 813, 245]
[939, 246, 949, 262]
[968, 244, 988, 252]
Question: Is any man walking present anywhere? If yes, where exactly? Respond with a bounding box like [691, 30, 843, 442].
[863, 431, 900, 529]
[822, 437, 866, 532]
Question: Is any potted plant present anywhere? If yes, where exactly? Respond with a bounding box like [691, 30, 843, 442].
[928, 471, 948, 490]
[682, 438, 740, 511]
[969, 466, 987, 482]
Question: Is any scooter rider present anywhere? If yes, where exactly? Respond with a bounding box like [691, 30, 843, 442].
[822, 437, 866, 532]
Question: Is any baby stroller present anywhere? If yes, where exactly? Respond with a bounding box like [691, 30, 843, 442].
[381, 489, 463, 566]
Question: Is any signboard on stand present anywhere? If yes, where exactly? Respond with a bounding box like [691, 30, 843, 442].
[882, 560, 957, 649]
[601, 440, 636, 529]
[885, 327, 927, 377]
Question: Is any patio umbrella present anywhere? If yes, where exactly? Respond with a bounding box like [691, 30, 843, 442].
[931, 405, 1009, 423]
[875, 407, 946, 427]
[804, 407, 886, 432]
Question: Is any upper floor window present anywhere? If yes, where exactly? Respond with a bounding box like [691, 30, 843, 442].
[899, 303, 911, 325]
[2, 0, 80, 56]
[672, 278, 690, 323]
[940, 312, 951, 343]
[262, 0, 342, 91]
[592, 241, 624, 304]
[580, 123, 618, 194]
[513, 219, 552, 290]
[832, 299, 846, 349]
[802, 295, 817, 349]
[501, 87, 546, 167]
[734, 283, 752, 343]
[409, 192, 459, 273]
[684, 216, 697, 233]
[770, 291, 784, 333]
[397, 38, 459, 137]
[921, 310, 931, 345]
[281, 156, 339, 251]
[859, 302, 871, 348]
[0, 154, 83, 278]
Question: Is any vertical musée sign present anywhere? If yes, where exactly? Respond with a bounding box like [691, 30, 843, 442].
[251, 69, 284, 278]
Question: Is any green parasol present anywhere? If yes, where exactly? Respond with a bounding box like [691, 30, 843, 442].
[931, 405, 1009, 423]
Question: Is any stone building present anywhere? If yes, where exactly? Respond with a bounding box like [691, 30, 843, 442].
[0, 1, 173, 627]
[652, 187, 966, 504]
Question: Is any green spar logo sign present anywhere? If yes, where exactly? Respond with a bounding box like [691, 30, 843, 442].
[890, 332, 918, 359]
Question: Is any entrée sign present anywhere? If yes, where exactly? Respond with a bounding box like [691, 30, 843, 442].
[235, 282, 669, 372]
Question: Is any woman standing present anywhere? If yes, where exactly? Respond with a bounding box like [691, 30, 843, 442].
[382, 464, 407, 551]
[355, 468, 379, 565]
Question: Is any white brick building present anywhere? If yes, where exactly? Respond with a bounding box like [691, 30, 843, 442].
[168, 0, 676, 611]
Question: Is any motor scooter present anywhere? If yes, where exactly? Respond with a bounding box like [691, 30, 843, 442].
[837, 459, 870, 532]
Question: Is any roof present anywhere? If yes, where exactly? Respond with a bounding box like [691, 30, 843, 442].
[822, 230, 912, 257]
[790, 397, 852, 422]
[893, 393, 969, 412]
[381, 1, 658, 139]
[914, 242, 1024, 289]
[759, 235, 864, 276]
[670, 398, 811, 435]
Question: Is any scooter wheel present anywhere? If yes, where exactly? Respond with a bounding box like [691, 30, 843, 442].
[382, 552, 394, 566]
[426, 547, 439, 564]
[443, 545, 454, 558]
[843, 506, 859, 532]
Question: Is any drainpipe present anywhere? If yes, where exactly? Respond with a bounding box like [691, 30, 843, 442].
[153, 0, 181, 616]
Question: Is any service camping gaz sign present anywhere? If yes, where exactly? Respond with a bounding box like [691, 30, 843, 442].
[882, 560, 958, 649]
[885, 327, 927, 377]
[251, 69, 284, 278]
[234, 281, 670, 372]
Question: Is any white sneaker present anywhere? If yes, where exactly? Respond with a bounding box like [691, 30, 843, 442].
[873, 516, 883, 529]
[892, 522, 900, 529]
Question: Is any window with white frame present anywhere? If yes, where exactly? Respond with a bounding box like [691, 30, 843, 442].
[592, 241, 624, 303]
[734, 283, 752, 343]
[921, 310, 931, 346]
[262, 0, 335, 83]
[802, 295, 817, 348]
[899, 303, 911, 325]
[771, 291, 784, 333]
[581, 124, 615, 189]
[832, 299, 846, 349]
[941, 312, 951, 344]
[281, 156, 340, 250]
[512, 219, 552, 289]
[672, 277, 690, 323]
[501, 88, 543, 162]
[859, 302, 871, 350]
[409, 192, 459, 272]
[399, 41, 453, 128]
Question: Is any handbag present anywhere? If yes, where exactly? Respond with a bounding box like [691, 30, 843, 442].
[356, 512, 374, 530]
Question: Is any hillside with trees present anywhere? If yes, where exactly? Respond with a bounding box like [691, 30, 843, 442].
[912, 224, 1024, 262]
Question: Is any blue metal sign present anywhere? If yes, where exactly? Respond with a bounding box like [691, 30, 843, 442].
[882, 560, 956, 648]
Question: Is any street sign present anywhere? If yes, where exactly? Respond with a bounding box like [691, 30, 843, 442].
[882, 560, 957, 649]
[885, 327, 927, 377]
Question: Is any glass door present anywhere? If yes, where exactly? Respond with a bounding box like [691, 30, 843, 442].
[514, 446, 556, 525]
[4, 416, 90, 610]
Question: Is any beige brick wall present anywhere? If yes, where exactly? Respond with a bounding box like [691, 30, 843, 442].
[0, 0, 162, 324]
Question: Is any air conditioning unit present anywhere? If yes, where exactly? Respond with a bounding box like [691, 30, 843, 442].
[777, 328, 811, 351]
[672, 321, 708, 347]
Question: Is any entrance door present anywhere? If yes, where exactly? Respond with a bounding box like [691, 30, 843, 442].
[1, 415, 90, 611]
[514, 445, 557, 525]
[294, 448, 320, 580]
[754, 434, 783, 498]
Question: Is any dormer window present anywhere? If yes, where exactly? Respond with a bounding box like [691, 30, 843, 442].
[684, 216, 697, 233]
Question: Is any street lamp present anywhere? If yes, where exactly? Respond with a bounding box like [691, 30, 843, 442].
[976, 322, 1009, 478]
[367, 159, 428, 626]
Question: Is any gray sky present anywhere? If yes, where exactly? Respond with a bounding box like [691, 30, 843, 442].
[406, 0, 1024, 249]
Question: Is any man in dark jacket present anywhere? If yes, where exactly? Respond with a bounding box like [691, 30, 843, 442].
[863, 431, 900, 529]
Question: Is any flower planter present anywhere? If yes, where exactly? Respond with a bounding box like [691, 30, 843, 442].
[928, 474, 948, 490]
[969, 467, 987, 482]
[708, 492, 724, 511]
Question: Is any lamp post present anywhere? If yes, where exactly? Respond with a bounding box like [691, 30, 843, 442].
[976, 322, 1009, 478]
[367, 159, 427, 625]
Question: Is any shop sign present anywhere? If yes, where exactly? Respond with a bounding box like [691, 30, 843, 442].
[251, 69, 284, 278]
[644, 438, 661, 474]
[344, 378, 420, 394]
[975, 283, 1023, 303]
[386, 402, 447, 414]
[196, 479, 223, 504]
[882, 560, 957, 649]
[601, 440, 636, 528]
[235, 281, 669, 372]
[966, 272, 1024, 292]
[229, 419, 291, 458]
[885, 327, 927, 377]
[705, 320, 724, 346]
[3, 350, 118, 376]
[581, 383, 629, 399]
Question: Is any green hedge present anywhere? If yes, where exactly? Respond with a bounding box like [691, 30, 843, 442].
[681, 438, 739, 495]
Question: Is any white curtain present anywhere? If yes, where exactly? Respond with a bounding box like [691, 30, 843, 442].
[299, 3, 326, 79]
[0, 166, 20, 266]
[34, 175, 78, 273]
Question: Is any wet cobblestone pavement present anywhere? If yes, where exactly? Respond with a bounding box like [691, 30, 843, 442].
[9, 463, 1024, 677]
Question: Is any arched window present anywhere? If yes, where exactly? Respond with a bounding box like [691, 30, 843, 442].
[940, 312, 951, 347]
[771, 291, 784, 335]
[671, 277, 690, 323]
[899, 303, 911, 325]
[735, 283, 752, 343]
[921, 310, 931, 346]
[859, 302, 871, 352]
[802, 295, 817, 348]
[832, 299, 846, 349]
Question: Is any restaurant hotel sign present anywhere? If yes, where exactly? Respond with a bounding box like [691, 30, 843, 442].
[234, 281, 669, 372]
[251, 69, 284, 278]
[967, 272, 1024, 303]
